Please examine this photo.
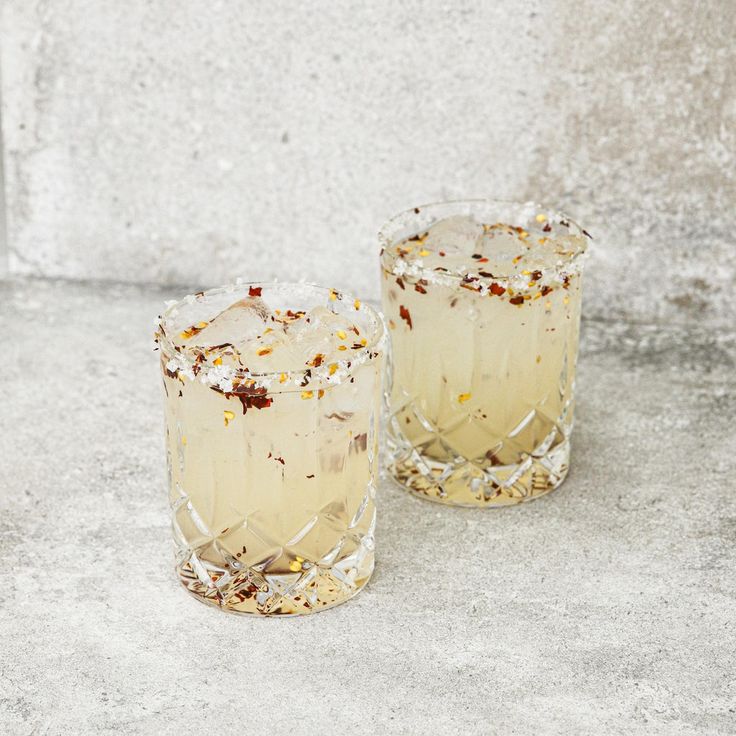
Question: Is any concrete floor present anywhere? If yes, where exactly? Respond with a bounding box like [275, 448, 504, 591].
[1, 277, 735, 735]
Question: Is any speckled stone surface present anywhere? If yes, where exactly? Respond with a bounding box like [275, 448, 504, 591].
[1, 1, 735, 325]
[1, 277, 734, 735]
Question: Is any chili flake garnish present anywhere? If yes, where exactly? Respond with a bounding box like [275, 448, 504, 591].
[257, 347, 273, 356]
[308, 353, 325, 367]
[179, 321, 208, 340]
[329, 363, 338, 375]
[329, 290, 338, 301]
[224, 410, 235, 426]
[219, 382, 273, 414]
[338, 345, 347, 351]
[301, 390, 314, 399]
[510, 296, 524, 305]
[213, 357, 223, 365]
[399, 305, 413, 329]
[279, 372, 287, 383]
[458, 393, 471, 403]
[490, 283, 506, 296]
[535, 213, 547, 223]
[415, 282, 427, 294]
[354, 299, 361, 310]
[396, 277, 405, 290]
[337, 330, 347, 339]
[318, 389, 325, 398]
[419, 249, 430, 257]
[248, 286, 262, 297]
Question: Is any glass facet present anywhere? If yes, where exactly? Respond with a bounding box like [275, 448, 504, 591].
[380, 200, 588, 507]
[156, 283, 384, 615]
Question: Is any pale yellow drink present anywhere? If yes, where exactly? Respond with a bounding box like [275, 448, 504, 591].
[156, 283, 384, 615]
[380, 201, 588, 507]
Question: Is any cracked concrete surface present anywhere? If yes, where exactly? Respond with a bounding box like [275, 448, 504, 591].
[1, 277, 734, 735]
[1, 1, 735, 325]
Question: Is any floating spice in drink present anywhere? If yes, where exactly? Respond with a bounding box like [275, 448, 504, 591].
[155, 283, 384, 614]
[380, 200, 589, 507]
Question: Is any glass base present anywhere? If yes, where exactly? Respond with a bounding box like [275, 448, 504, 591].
[175, 545, 373, 616]
[388, 438, 571, 508]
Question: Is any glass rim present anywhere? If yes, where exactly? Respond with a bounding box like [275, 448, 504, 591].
[378, 198, 590, 285]
[155, 281, 385, 393]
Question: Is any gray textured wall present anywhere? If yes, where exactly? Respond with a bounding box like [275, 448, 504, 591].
[1, 1, 734, 325]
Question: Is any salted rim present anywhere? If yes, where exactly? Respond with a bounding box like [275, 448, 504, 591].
[378, 198, 590, 289]
[154, 281, 385, 393]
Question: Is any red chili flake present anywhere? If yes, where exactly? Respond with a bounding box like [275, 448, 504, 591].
[438, 251, 446, 257]
[413, 207, 420, 214]
[542, 222, 552, 232]
[249, 286, 262, 297]
[541, 285, 552, 296]
[273, 456, 285, 465]
[560, 219, 570, 228]
[399, 305, 413, 329]
[530, 270, 543, 282]
[300, 369, 312, 387]
[396, 276, 405, 290]
[490, 283, 506, 296]
[563, 275, 571, 289]
[471, 253, 483, 260]
[352, 433, 368, 451]
[477, 257, 489, 263]
[509, 296, 524, 305]
[478, 271, 495, 278]
[415, 283, 427, 294]
[220, 383, 273, 414]
[408, 232, 428, 242]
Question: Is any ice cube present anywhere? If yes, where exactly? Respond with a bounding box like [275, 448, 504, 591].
[475, 229, 527, 276]
[424, 216, 484, 254]
[190, 296, 271, 348]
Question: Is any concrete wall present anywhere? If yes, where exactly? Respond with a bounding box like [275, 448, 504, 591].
[1, 0, 734, 325]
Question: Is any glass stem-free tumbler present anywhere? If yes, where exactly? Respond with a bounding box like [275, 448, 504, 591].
[380, 200, 589, 507]
[155, 283, 385, 615]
